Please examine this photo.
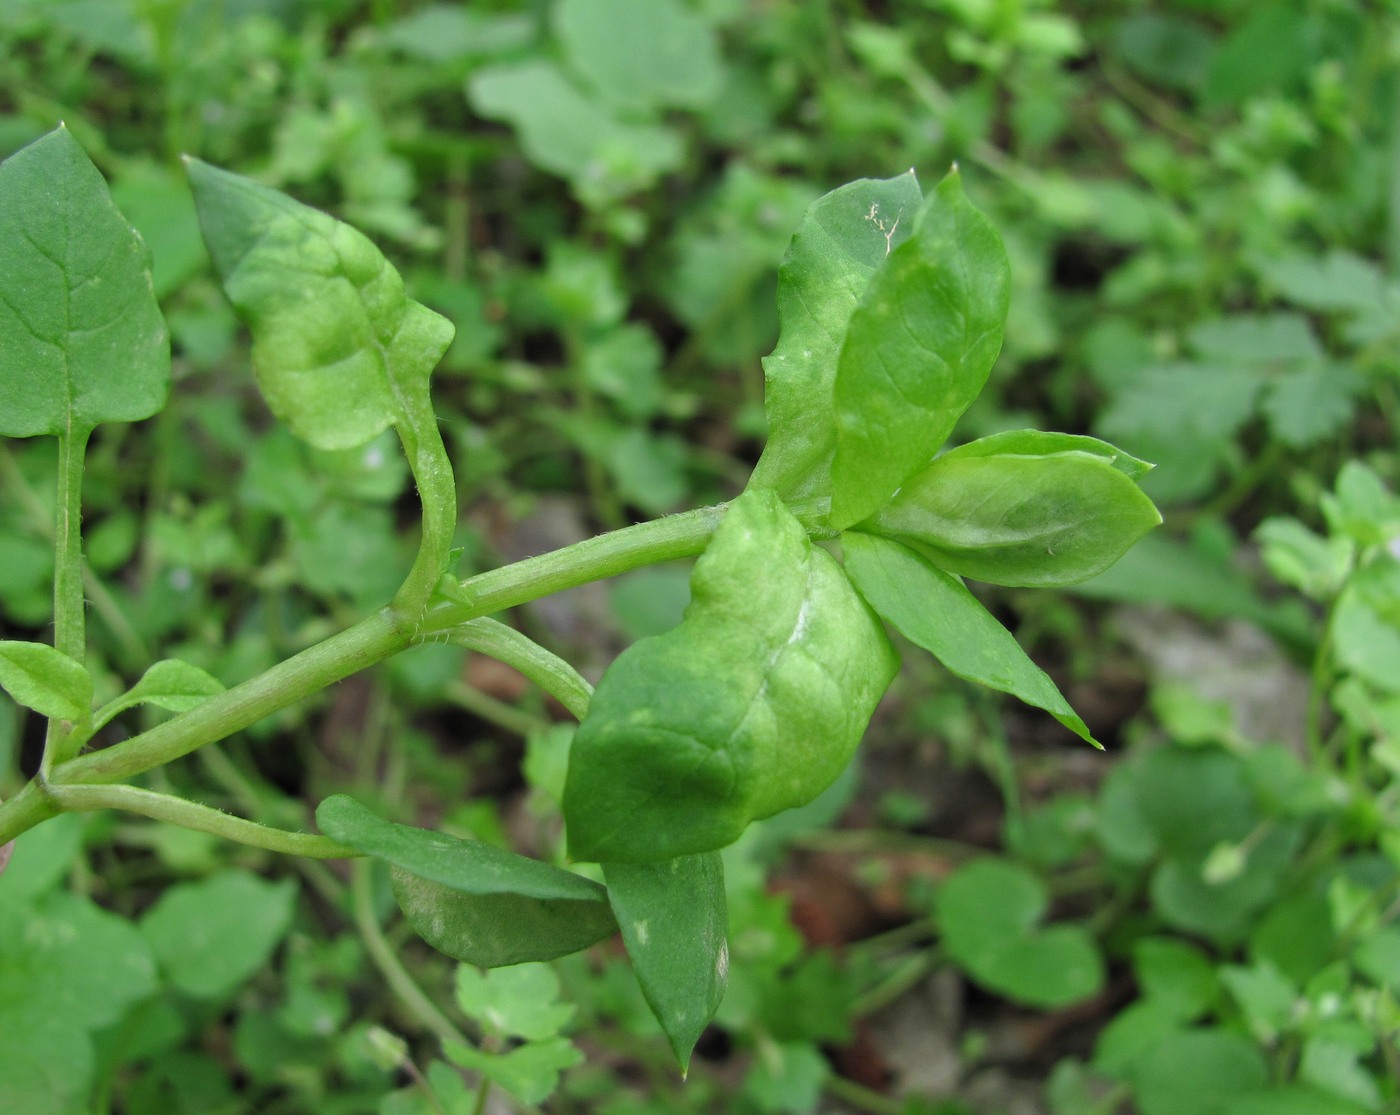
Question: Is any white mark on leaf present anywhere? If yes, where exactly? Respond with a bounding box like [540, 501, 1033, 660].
[634, 919, 650, 946]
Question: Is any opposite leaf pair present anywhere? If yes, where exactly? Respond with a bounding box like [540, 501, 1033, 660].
[563, 173, 1160, 867]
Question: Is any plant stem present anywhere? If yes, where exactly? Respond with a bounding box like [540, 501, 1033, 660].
[446, 618, 593, 721]
[393, 390, 458, 616]
[0, 500, 772, 846]
[351, 859, 472, 1049]
[47, 782, 360, 857]
[43, 426, 92, 772]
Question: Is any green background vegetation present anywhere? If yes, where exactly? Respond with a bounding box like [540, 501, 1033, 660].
[1, 1, 1399, 1113]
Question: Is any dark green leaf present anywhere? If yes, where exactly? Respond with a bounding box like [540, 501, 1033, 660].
[563, 489, 898, 863]
[0, 125, 169, 438]
[316, 795, 617, 967]
[748, 173, 923, 502]
[842, 533, 1094, 744]
[1129, 1029, 1267, 1115]
[604, 853, 728, 1070]
[860, 446, 1161, 587]
[830, 170, 1010, 529]
[0, 640, 93, 721]
[186, 158, 453, 451]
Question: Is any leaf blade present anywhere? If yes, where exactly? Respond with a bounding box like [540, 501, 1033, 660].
[0, 640, 93, 721]
[830, 169, 1010, 529]
[563, 490, 899, 863]
[841, 534, 1096, 745]
[186, 158, 453, 451]
[0, 125, 170, 437]
[604, 853, 728, 1070]
[748, 172, 924, 501]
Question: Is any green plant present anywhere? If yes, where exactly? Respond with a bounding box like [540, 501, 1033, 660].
[0, 123, 1157, 1109]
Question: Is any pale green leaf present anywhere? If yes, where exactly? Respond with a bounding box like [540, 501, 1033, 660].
[554, 0, 723, 110]
[454, 964, 575, 1041]
[861, 448, 1161, 587]
[140, 869, 297, 1000]
[830, 170, 1010, 529]
[186, 158, 453, 451]
[445, 1037, 582, 1106]
[0, 640, 93, 721]
[0, 125, 170, 438]
[748, 173, 923, 502]
[563, 489, 899, 863]
[92, 658, 225, 730]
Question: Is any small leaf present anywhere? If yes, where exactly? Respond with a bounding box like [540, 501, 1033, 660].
[829, 169, 1011, 529]
[563, 489, 899, 863]
[139, 869, 297, 1000]
[934, 429, 1155, 479]
[0, 640, 93, 721]
[316, 795, 616, 967]
[454, 964, 575, 1041]
[553, 0, 724, 111]
[0, 125, 170, 438]
[860, 444, 1161, 587]
[92, 658, 225, 730]
[445, 1036, 582, 1107]
[748, 172, 923, 502]
[604, 853, 728, 1070]
[842, 534, 1095, 744]
[186, 158, 453, 451]
[936, 858, 1104, 1008]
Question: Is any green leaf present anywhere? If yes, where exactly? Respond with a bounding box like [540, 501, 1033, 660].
[469, 61, 684, 207]
[1261, 363, 1364, 448]
[92, 658, 225, 730]
[747, 173, 923, 501]
[563, 489, 899, 863]
[0, 640, 93, 721]
[0, 125, 170, 438]
[829, 169, 1010, 529]
[931, 429, 1155, 479]
[185, 158, 453, 451]
[1128, 1029, 1267, 1115]
[841, 533, 1095, 745]
[860, 443, 1161, 587]
[444, 1036, 582, 1107]
[604, 853, 728, 1070]
[315, 795, 617, 966]
[140, 869, 297, 1000]
[0, 812, 84, 906]
[454, 964, 575, 1041]
[935, 858, 1104, 1008]
[0, 891, 158, 1115]
[553, 0, 724, 111]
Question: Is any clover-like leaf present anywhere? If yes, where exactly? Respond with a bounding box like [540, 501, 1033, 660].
[316, 795, 616, 967]
[748, 173, 923, 502]
[842, 534, 1096, 745]
[186, 158, 453, 451]
[829, 169, 1010, 529]
[0, 125, 170, 438]
[563, 489, 899, 863]
[936, 858, 1104, 1008]
[861, 438, 1161, 587]
[604, 853, 728, 1070]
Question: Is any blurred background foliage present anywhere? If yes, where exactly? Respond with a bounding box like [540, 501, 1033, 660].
[2, 1, 1400, 1113]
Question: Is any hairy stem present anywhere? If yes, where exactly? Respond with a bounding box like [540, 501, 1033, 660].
[43, 426, 92, 771]
[446, 618, 593, 721]
[48, 782, 359, 857]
